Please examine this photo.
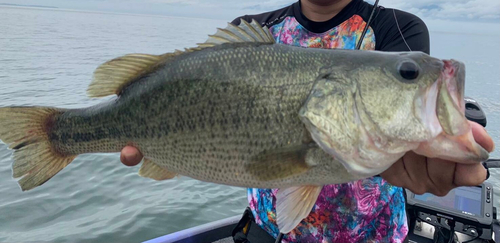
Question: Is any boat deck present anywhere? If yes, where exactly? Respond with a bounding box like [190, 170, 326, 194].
[213, 237, 235, 243]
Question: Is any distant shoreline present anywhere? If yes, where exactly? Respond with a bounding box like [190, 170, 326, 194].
[0, 3, 58, 9]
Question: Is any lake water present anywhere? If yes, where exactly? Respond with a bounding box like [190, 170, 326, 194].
[0, 6, 499, 243]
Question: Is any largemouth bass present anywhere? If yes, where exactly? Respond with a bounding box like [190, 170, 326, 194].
[0, 19, 489, 233]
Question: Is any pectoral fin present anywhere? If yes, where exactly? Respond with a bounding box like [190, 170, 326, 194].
[276, 186, 322, 233]
[138, 158, 177, 180]
[246, 144, 317, 181]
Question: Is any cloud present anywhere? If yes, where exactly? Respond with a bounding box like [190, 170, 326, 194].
[110, 0, 500, 21]
[141, 0, 500, 21]
[3, 0, 500, 21]
[368, 0, 500, 21]
[239, 0, 294, 11]
[145, 0, 213, 7]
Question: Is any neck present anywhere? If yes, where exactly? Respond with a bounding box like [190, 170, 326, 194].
[300, 0, 353, 22]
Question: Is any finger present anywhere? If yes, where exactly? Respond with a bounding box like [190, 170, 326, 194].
[454, 163, 487, 187]
[120, 146, 143, 166]
[380, 158, 412, 189]
[401, 152, 429, 195]
[470, 121, 495, 152]
[426, 158, 455, 196]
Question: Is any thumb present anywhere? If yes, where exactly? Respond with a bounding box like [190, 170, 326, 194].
[120, 146, 143, 166]
[470, 121, 494, 152]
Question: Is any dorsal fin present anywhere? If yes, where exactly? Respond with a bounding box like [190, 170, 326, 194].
[86, 18, 275, 98]
[87, 53, 173, 98]
[202, 19, 275, 45]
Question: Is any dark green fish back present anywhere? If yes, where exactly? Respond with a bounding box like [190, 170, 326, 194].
[48, 42, 344, 187]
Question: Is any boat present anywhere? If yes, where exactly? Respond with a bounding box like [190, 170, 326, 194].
[142, 204, 500, 243]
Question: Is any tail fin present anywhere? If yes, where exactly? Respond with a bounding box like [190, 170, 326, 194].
[0, 107, 76, 191]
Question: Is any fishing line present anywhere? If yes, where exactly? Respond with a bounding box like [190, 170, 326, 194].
[393, 8, 412, 51]
[356, 1, 412, 52]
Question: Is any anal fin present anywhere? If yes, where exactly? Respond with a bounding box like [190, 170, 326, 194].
[276, 186, 323, 233]
[138, 158, 177, 181]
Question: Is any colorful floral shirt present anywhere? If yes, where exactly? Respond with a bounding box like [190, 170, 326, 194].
[232, 1, 430, 242]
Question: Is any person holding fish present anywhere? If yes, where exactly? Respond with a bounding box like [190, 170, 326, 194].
[114, 0, 495, 242]
[0, 0, 494, 243]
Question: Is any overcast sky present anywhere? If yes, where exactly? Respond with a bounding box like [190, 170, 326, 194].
[2, 0, 499, 22]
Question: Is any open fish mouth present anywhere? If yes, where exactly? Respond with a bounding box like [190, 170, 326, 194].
[436, 59, 468, 136]
[415, 59, 489, 163]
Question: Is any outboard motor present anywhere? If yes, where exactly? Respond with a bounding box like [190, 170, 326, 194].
[464, 96, 487, 127]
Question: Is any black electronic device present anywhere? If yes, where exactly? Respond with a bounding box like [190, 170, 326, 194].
[407, 183, 494, 228]
[405, 96, 497, 242]
[464, 96, 487, 127]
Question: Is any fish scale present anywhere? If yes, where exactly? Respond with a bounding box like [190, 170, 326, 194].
[0, 19, 488, 234]
[49, 43, 335, 188]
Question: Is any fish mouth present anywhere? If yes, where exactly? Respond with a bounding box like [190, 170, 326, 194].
[415, 59, 489, 163]
[436, 60, 467, 136]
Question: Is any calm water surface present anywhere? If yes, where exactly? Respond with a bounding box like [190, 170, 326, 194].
[0, 6, 499, 243]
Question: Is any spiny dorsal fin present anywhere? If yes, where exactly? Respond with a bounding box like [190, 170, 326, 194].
[86, 18, 274, 98]
[202, 19, 275, 45]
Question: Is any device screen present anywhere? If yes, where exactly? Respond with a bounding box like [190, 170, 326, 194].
[413, 186, 482, 216]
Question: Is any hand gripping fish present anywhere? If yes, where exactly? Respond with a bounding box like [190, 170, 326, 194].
[0, 19, 489, 233]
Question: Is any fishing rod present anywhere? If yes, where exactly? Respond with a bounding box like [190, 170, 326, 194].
[355, 0, 379, 50]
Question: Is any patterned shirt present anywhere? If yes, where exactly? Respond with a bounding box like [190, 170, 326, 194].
[232, 1, 430, 242]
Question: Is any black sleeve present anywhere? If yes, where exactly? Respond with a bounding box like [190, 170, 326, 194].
[372, 8, 430, 54]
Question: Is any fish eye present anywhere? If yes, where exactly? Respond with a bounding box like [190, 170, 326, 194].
[398, 61, 420, 81]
